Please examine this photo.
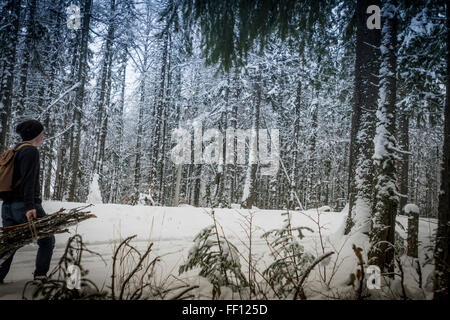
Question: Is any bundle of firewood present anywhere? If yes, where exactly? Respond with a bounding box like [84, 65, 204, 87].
[0, 205, 96, 264]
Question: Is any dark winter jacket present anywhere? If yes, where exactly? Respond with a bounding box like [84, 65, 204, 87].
[1, 143, 42, 211]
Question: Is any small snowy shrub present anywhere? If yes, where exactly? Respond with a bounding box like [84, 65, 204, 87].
[179, 217, 248, 299]
[22, 235, 108, 300]
[261, 212, 315, 299]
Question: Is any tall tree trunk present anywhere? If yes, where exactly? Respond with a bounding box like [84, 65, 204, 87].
[0, 0, 22, 150]
[53, 112, 69, 201]
[214, 109, 227, 207]
[406, 205, 419, 258]
[94, 0, 116, 174]
[309, 104, 318, 208]
[41, 3, 64, 200]
[112, 48, 127, 203]
[241, 70, 261, 209]
[53, 31, 78, 201]
[369, 0, 399, 273]
[131, 0, 153, 202]
[98, 115, 108, 175]
[289, 81, 301, 209]
[43, 114, 53, 200]
[345, 0, 381, 235]
[433, 0, 450, 300]
[173, 106, 187, 206]
[228, 73, 239, 205]
[17, 0, 37, 116]
[158, 108, 168, 204]
[149, 30, 169, 198]
[68, 0, 93, 202]
[158, 33, 172, 205]
[398, 111, 409, 212]
[134, 79, 145, 194]
[215, 79, 230, 207]
[193, 165, 202, 207]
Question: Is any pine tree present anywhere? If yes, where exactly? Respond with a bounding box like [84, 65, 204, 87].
[241, 65, 261, 209]
[369, 0, 399, 273]
[69, 0, 93, 202]
[93, 0, 117, 176]
[0, 0, 22, 150]
[433, 0, 450, 300]
[345, 0, 381, 235]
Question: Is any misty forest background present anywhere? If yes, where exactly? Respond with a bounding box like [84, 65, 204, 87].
[0, 2, 447, 222]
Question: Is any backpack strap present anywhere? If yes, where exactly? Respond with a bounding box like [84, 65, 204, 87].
[14, 142, 33, 152]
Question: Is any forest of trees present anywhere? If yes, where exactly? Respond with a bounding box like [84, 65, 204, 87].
[0, 0, 448, 297]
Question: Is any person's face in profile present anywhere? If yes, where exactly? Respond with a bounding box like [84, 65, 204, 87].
[34, 131, 44, 147]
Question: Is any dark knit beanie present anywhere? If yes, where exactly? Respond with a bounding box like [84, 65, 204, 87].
[16, 120, 44, 141]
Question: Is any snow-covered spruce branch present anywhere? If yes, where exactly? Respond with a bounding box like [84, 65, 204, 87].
[262, 211, 316, 299]
[179, 210, 249, 299]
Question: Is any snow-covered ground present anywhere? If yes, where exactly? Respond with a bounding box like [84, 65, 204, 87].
[0, 201, 437, 300]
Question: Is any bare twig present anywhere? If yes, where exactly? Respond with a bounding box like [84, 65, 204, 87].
[293, 251, 334, 300]
[169, 285, 200, 300]
[111, 235, 136, 300]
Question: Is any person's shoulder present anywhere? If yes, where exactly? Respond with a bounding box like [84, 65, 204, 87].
[16, 144, 38, 157]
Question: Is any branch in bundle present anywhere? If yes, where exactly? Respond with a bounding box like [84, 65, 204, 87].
[0, 205, 96, 264]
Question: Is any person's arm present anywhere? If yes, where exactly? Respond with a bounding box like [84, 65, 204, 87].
[18, 147, 39, 213]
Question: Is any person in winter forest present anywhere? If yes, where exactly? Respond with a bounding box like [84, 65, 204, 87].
[0, 120, 54, 283]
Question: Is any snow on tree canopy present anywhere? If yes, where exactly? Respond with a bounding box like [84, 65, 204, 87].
[87, 174, 103, 204]
[404, 203, 420, 214]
